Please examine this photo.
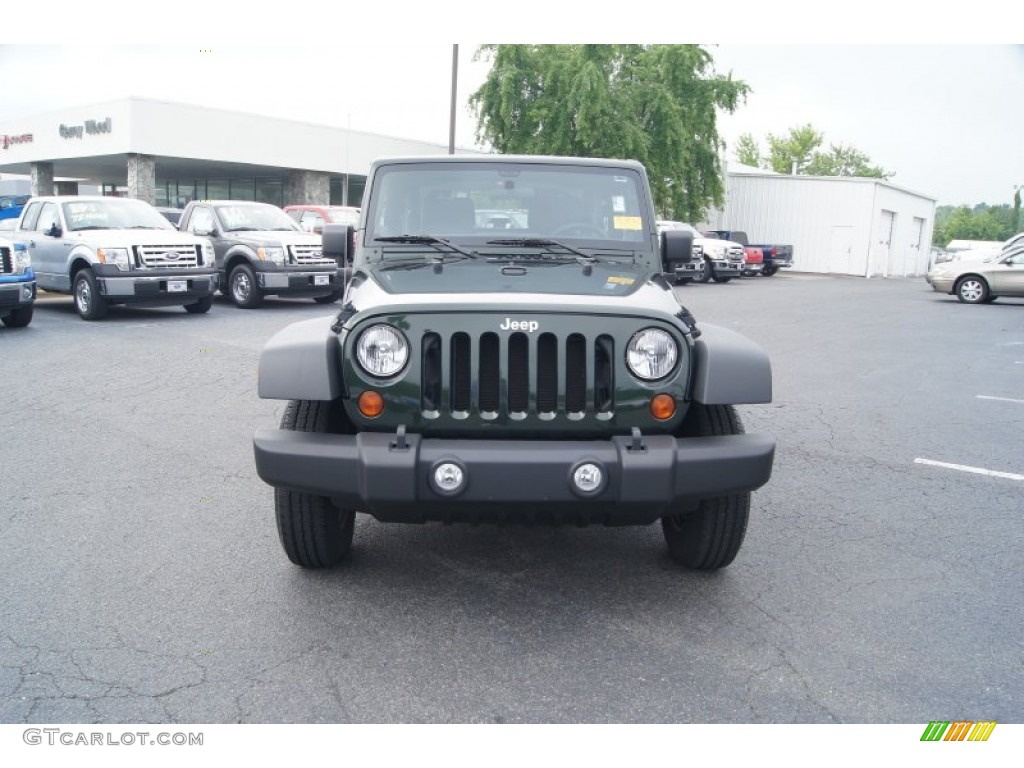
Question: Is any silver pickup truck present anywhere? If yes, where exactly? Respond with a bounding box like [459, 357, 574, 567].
[15, 196, 217, 320]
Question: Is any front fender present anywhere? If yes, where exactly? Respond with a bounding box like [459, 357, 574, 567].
[258, 315, 343, 401]
[691, 323, 772, 405]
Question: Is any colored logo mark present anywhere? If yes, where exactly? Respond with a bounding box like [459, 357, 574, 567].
[920, 721, 996, 742]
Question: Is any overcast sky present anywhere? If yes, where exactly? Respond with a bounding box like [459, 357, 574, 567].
[1, 41, 1020, 207]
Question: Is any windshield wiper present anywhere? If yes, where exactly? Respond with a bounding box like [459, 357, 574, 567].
[376, 235, 481, 260]
[485, 237, 598, 262]
[223, 227, 256, 232]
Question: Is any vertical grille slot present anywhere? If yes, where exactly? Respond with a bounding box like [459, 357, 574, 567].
[508, 333, 529, 413]
[0, 246, 11, 274]
[478, 332, 500, 413]
[450, 332, 471, 412]
[594, 335, 614, 412]
[536, 333, 558, 413]
[566, 334, 587, 413]
[421, 333, 442, 412]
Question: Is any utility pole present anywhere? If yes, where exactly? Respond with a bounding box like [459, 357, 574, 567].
[449, 44, 458, 155]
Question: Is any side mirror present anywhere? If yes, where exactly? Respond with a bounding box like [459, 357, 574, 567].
[322, 223, 353, 264]
[661, 229, 693, 266]
[194, 226, 215, 237]
[45, 223, 62, 238]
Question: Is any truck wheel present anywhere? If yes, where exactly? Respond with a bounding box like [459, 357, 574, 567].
[696, 260, 712, 283]
[674, 277, 692, 286]
[712, 275, 733, 284]
[73, 268, 109, 320]
[275, 399, 356, 568]
[661, 404, 750, 570]
[184, 296, 214, 314]
[762, 266, 777, 277]
[313, 289, 343, 304]
[1, 305, 33, 328]
[228, 263, 264, 308]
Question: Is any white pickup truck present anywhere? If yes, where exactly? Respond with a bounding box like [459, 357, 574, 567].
[14, 196, 218, 320]
[656, 221, 745, 284]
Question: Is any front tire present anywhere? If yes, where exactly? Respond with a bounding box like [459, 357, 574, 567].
[184, 295, 214, 314]
[661, 404, 750, 570]
[1, 305, 33, 328]
[955, 276, 989, 304]
[314, 289, 343, 304]
[275, 399, 356, 568]
[229, 263, 264, 308]
[713, 275, 733, 284]
[696, 259, 712, 283]
[762, 266, 777, 277]
[73, 268, 109, 321]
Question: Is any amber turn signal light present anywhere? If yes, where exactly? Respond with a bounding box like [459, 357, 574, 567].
[358, 391, 384, 418]
[650, 394, 676, 420]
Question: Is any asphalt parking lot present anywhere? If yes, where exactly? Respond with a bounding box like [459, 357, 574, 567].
[1, 274, 1021, 724]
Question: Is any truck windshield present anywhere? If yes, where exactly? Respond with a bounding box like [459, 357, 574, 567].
[366, 162, 650, 252]
[61, 199, 175, 231]
[216, 204, 301, 232]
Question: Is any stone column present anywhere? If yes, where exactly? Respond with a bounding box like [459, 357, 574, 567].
[286, 170, 330, 205]
[55, 181, 79, 196]
[31, 162, 55, 197]
[127, 154, 156, 204]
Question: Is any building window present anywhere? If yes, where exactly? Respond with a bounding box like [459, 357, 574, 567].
[229, 178, 255, 201]
[255, 178, 284, 207]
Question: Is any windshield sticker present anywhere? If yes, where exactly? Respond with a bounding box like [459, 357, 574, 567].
[613, 215, 642, 230]
[606, 276, 636, 286]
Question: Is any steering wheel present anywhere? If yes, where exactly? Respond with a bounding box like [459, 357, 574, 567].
[551, 222, 605, 238]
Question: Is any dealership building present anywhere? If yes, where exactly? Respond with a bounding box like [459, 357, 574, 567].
[0, 97, 479, 208]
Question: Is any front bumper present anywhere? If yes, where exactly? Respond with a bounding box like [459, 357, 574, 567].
[256, 267, 344, 294]
[254, 429, 775, 525]
[98, 268, 218, 303]
[709, 259, 743, 276]
[742, 264, 764, 275]
[0, 277, 36, 311]
[928, 275, 954, 293]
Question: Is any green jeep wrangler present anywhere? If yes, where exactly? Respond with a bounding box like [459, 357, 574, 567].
[253, 155, 775, 570]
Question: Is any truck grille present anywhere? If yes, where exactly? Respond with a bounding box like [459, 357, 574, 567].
[728, 246, 744, 260]
[289, 244, 334, 265]
[135, 244, 200, 268]
[420, 331, 615, 418]
[0, 246, 10, 274]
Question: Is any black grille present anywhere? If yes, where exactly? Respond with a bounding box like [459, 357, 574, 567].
[421, 330, 615, 418]
[0, 246, 11, 274]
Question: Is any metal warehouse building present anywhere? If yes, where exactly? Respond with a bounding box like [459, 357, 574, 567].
[704, 163, 937, 277]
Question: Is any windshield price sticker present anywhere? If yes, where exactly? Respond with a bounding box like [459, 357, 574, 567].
[613, 215, 642, 230]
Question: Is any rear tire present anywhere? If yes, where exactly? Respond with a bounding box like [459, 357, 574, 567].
[274, 399, 356, 568]
[955, 276, 989, 304]
[73, 268, 109, 320]
[661, 404, 750, 570]
[1, 305, 33, 328]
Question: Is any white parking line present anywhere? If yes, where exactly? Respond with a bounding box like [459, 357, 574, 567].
[976, 395, 1024, 404]
[914, 458, 1024, 482]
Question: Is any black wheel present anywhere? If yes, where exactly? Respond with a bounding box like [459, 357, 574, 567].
[73, 268, 109, 320]
[1, 305, 33, 328]
[228, 263, 264, 308]
[712, 275, 733, 284]
[695, 259, 712, 283]
[661, 404, 750, 570]
[955, 276, 989, 304]
[762, 266, 777, 277]
[275, 399, 356, 568]
[184, 295, 214, 314]
[313, 289, 343, 304]
[673, 276, 692, 286]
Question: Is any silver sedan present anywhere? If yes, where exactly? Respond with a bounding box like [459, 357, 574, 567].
[926, 245, 1024, 303]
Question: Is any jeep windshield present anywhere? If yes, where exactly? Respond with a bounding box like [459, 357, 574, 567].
[61, 199, 176, 231]
[366, 161, 651, 257]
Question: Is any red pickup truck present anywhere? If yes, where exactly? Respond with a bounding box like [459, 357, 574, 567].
[742, 247, 763, 277]
[704, 230, 793, 276]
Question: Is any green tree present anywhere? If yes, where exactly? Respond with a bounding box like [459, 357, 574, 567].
[470, 44, 750, 222]
[734, 133, 761, 167]
[765, 123, 823, 174]
[805, 144, 890, 179]
[1012, 188, 1021, 233]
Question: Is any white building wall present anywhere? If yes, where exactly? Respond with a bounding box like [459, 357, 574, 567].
[704, 172, 936, 277]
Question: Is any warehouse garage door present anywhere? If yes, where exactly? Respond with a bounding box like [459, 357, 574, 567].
[829, 225, 854, 274]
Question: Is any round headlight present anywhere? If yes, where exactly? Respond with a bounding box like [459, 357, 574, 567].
[626, 328, 678, 381]
[356, 324, 409, 377]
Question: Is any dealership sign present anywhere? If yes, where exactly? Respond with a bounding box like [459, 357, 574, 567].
[1, 133, 33, 150]
[59, 118, 113, 139]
